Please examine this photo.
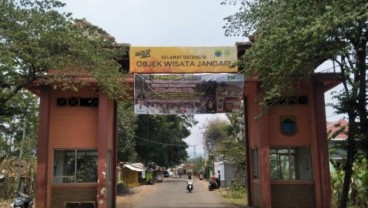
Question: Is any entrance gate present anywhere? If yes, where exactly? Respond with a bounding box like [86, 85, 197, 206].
[28, 43, 341, 208]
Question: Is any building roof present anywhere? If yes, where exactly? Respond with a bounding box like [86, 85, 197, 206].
[326, 118, 348, 141]
[123, 163, 146, 172]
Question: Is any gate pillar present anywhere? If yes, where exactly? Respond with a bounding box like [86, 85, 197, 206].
[31, 85, 117, 208]
[244, 76, 339, 208]
[96, 94, 117, 208]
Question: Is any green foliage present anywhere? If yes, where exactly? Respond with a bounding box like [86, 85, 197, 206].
[202, 105, 246, 170]
[202, 114, 244, 174]
[133, 114, 196, 168]
[0, 90, 38, 158]
[203, 117, 230, 157]
[117, 103, 138, 162]
[224, 0, 367, 207]
[190, 156, 205, 175]
[0, 0, 129, 119]
[219, 139, 245, 165]
[223, 0, 367, 104]
[203, 114, 247, 185]
[222, 182, 247, 207]
[0, 0, 128, 199]
[224, 182, 247, 199]
[331, 157, 368, 208]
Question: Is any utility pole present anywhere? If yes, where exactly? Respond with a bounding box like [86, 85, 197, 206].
[199, 125, 207, 167]
[192, 145, 196, 175]
[203, 140, 207, 167]
[193, 145, 196, 161]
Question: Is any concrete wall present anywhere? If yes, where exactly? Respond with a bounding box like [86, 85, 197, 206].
[35, 86, 117, 208]
[223, 162, 241, 187]
[245, 81, 330, 207]
[271, 184, 315, 208]
[49, 88, 99, 208]
[51, 186, 97, 208]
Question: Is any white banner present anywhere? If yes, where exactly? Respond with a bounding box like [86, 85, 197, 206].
[134, 73, 244, 114]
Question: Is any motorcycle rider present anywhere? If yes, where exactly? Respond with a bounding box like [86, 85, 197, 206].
[209, 172, 218, 190]
[217, 170, 221, 188]
[187, 175, 193, 192]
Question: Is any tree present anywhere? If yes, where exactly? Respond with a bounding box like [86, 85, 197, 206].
[117, 103, 138, 162]
[0, 89, 38, 197]
[0, 0, 129, 120]
[329, 127, 368, 207]
[0, 90, 39, 158]
[134, 115, 196, 168]
[0, 0, 129, 198]
[223, 0, 367, 207]
[192, 156, 205, 175]
[203, 117, 230, 160]
[222, 103, 246, 170]
[201, 108, 247, 183]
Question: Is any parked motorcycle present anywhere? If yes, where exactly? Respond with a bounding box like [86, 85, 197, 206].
[208, 181, 218, 191]
[12, 192, 33, 208]
[153, 173, 163, 183]
[146, 178, 154, 185]
[187, 179, 193, 193]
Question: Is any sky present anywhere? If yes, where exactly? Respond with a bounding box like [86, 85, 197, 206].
[62, 0, 244, 46]
[61, 0, 242, 158]
[61, 0, 343, 158]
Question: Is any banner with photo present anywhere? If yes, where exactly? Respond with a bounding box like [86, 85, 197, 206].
[134, 73, 244, 115]
[130, 46, 238, 73]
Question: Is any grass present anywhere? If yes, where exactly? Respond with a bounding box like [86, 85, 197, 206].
[219, 183, 248, 208]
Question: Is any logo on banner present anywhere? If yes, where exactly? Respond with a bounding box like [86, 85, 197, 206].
[135, 49, 151, 58]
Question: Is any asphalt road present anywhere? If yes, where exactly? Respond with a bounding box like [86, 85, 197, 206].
[131, 176, 236, 208]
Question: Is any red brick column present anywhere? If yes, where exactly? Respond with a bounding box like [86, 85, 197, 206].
[96, 94, 116, 208]
[97, 94, 109, 208]
[313, 81, 332, 208]
[35, 86, 50, 208]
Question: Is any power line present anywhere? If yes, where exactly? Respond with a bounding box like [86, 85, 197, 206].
[326, 113, 346, 118]
[134, 135, 188, 147]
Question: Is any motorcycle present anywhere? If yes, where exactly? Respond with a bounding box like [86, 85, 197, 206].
[146, 178, 154, 185]
[199, 173, 203, 180]
[187, 179, 193, 193]
[12, 192, 33, 208]
[208, 181, 218, 191]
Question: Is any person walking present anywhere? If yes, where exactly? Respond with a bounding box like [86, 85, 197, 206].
[217, 170, 221, 188]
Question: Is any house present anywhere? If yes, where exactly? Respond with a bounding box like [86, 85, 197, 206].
[326, 118, 349, 167]
[118, 163, 146, 187]
[213, 161, 244, 188]
[327, 118, 349, 141]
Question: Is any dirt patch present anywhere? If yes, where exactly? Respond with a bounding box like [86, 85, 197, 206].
[116, 184, 159, 208]
[0, 200, 12, 208]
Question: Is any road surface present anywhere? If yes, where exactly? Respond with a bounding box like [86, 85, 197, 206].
[120, 176, 239, 208]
